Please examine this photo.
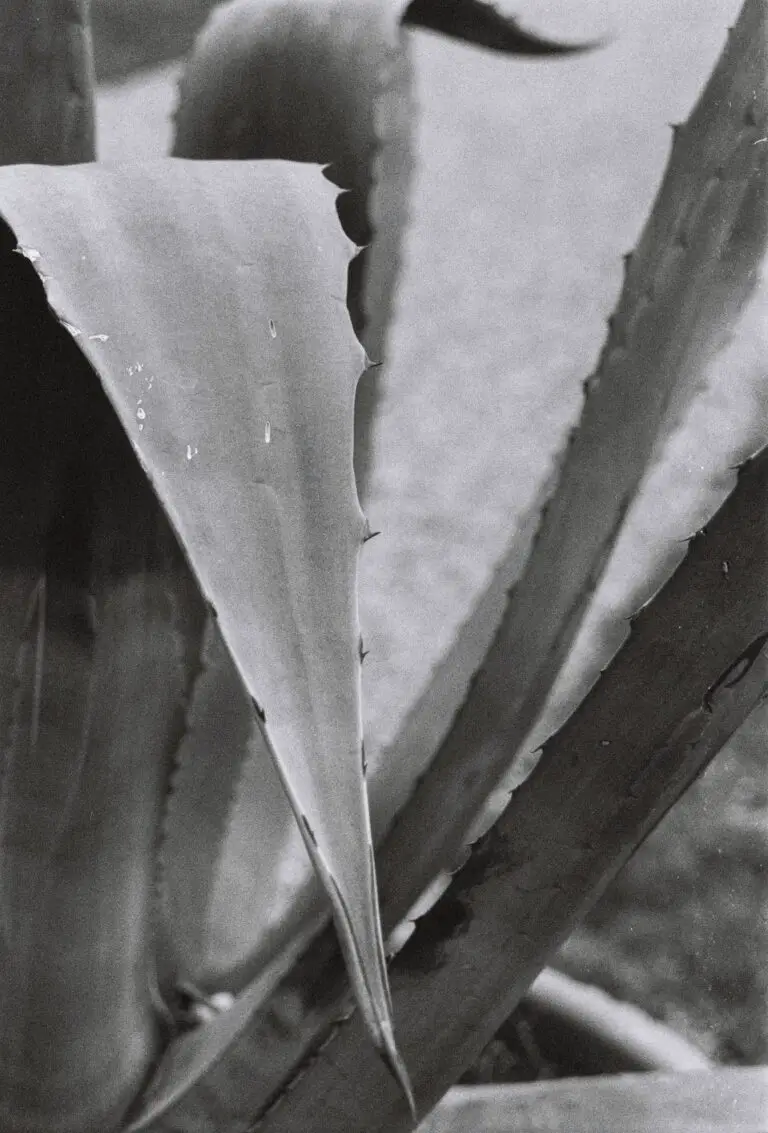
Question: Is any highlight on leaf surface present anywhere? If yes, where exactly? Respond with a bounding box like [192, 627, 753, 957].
[0, 157, 410, 1114]
[166, 0, 592, 1014]
[235, 444, 768, 1133]
[135, 2, 768, 1126]
[370, 0, 768, 932]
[172, 0, 588, 501]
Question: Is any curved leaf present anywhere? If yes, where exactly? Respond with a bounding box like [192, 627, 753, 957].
[401, 0, 597, 53]
[234, 439, 768, 1132]
[167, 0, 585, 1005]
[171, 0, 587, 483]
[371, 0, 768, 928]
[157, 617, 256, 991]
[0, 226, 200, 1133]
[135, 1, 768, 1124]
[0, 158, 409, 1105]
[172, 0, 414, 500]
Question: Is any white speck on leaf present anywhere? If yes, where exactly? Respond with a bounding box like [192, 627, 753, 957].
[89, 333, 109, 343]
[265, 420, 271, 444]
[137, 407, 146, 421]
[62, 320, 82, 337]
[15, 245, 40, 262]
[269, 319, 277, 338]
[186, 444, 198, 461]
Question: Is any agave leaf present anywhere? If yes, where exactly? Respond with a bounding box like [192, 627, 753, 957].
[156, 617, 255, 992]
[138, 443, 768, 1132]
[172, 0, 415, 498]
[0, 230, 204, 1132]
[132, 1, 768, 1125]
[158, 616, 318, 995]
[169, 0, 416, 1001]
[401, 0, 596, 53]
[0, 158, 410, 1104]
[167, 0, 585, 1004]
[371, 0, 768, 929]
[230, 442, 768, 1133]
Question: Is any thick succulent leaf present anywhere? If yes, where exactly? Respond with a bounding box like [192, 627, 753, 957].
[172, 0, 416, 500]
[370, 0, 768, 930]
[168, 0, 412, 992]
[169, 0, 416, 1002]
[171, 0, 587, 479]
[222, 439, 768, 1132]
[134, 2, 768, 1125]
[401, 0, 595, 53]
[0, 236, 204, 1133]
[167, 0, 584, 1001]
[0, 158, 410, 1103]
[157, 617, 256, 991]
[140, 435, 768, 1131]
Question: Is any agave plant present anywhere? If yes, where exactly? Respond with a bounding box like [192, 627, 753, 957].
[0, 1, 765, 1132]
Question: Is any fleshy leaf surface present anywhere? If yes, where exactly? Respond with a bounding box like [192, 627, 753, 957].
[0, 158, 409, 1100]
[0, 230, 204, 1133]
[169, 0, 417, 1000]
[172, 0, 589, 482]
[131, 0, 768, 1125]
[167, 0, 585, 1001]
[172, 0, 417, 498]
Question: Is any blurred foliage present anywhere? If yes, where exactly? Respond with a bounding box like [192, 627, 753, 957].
[92, 0, 219, 81]
[559, 703, 768, 1066]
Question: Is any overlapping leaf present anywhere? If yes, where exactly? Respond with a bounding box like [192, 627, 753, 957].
[0, 157, 410, 1110]
[372, 0, 768, 928]
[131, 1, 768, 1126]
[250, 436, 768, 1133]
[0, 228, 201, 1133]
[165, 0, 586, 1006]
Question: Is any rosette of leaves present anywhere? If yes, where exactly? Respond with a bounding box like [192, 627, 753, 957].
[0, 0, 428, 1123]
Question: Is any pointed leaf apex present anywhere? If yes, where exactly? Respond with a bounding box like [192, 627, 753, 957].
[377, 1017, 417, 1122]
